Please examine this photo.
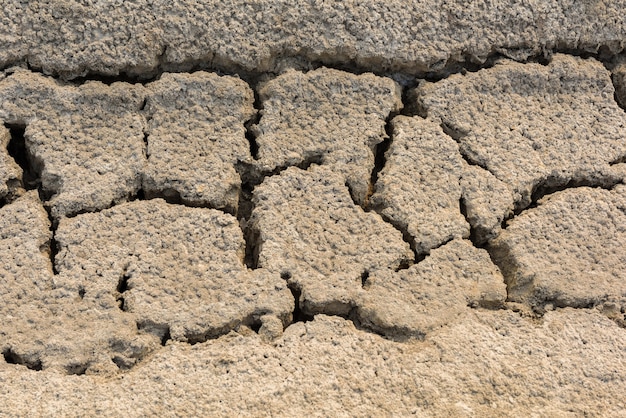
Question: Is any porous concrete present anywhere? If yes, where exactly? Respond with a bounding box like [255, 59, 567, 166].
[54, 200, 292, 343]
[370, 116, 469, 255]
[252, 68, 401, 205]
[143, 72, 255, 213]
[3, 1, 626, 78]
[0, 69, 146, 220]
[1, 3, 626, 416]
[416, 54, 626, 210]
[491, 186, 626, 318]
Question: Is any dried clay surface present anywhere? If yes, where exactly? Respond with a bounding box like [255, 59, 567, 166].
[1, 5, 626, 416]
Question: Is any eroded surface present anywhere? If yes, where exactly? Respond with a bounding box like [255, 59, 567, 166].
[491, 186, 626, 320]
[252, 68, 401, 205]
[417, 54, 626, 211]
[370, 116, 469, 255]
[143, 72, 255, 212]
[1, 8, 626, 413]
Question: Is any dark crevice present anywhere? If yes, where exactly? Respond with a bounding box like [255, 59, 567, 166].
[143, 131, 150, 159]
[245, 89, 262, 160]
[65, 363, 89, 376]
[236, 153, 323, 187]
[5, 123, 39, 191]
[609, 154, 626, 166]
[160, 328, 171, 346]
[459, 197, 480, 247]
[41, 205, 60, 276]
[360, 270, 370, 289]
[517, 177, 622, 216]
[116, 266, 131, 311]
[2, 348, 42, 371]
[376, 212, 418, 268]
[287, 282, 314, 324]
[364, 122, 393, 209]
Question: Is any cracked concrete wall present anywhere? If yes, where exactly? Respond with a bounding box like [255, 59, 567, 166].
[1, 3, 626, 416]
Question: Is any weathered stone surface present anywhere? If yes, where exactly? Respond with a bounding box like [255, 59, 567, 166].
[3, 1, 626, 78]
[250, 165, 413, 316]
[461, 161, 515, 244]
[613, 61, 626, 109]
[370, 116, 469, 254]
[0, 191, 53, 300]
[0, 126, 21, 200]
[0, 192, 157, 374]
[0, 69, 146, 220]
[143, 72, 255, 213]
[491, 186, 626, 316]
[55, 199, 293, 343]
[359, 239, 506, 337]
[2, 310, 625, 416]
[417, 54, 626, 211]
[252, 68, 402, 205]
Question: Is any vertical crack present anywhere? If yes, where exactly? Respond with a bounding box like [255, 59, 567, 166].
[245, 89, 262, 160]
[116, 266, 131, 311]
[5, 123, 39, 191]
[286, 281, 313, 324]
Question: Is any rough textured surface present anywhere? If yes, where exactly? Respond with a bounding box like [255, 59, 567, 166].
[491, 186, 626, 319]
[0, 69, 146, 220]
[461, 161, 515, 244]
[2, 1, 626, 78]
[250, 165, 413, 316]
[55, 200, 292, 343]
[2, 3, 626, 414]
[143, 72, 255, 213]
[252, 68, 402, 205]
[359, 239, 506, 337]
[370, 116, 469, 255]
[2, 311, 625, 416]
[0, 126, 21, 200]
[0, 192, 158, 374]
[417, 54, 626, 210]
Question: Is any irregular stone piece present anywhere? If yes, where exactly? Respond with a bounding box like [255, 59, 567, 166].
[417, 54, 626, 210]
[460, 161, 515, 244]
[55, 199, 293, 343]
[143, 72, 255, 213]
[0, 69, 146, 220]
[250, 165, 413, 316]
[0, 191, 53, 300]
[0, 192, 157, 374]
[0, 126, 21, 200]
[359, 239, 506, 337]
[491, 186, 626, 313]
[370, 116, 469, 255]
[253, 68, 402, 205]
[3, 310, 626, 416]
[4, 1, 626, 78]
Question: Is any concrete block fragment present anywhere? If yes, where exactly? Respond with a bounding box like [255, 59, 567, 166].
[55, 200, 293, 343]
[253, 68, 402, 205]
[417, 54, 626, 211]
[143, 72, 255, 213]
[370, 116, 469, 255]
[359, 239, 507, 337]
[250, 165, 413, 316]
[0, 69, 147, 220]
[491, 186, 626, 313]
